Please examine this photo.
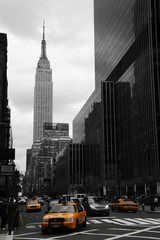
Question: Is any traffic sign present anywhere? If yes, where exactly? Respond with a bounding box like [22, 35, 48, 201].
[1, 165, 14, 172]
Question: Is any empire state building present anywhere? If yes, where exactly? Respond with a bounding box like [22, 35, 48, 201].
[33, 23, 53, 143]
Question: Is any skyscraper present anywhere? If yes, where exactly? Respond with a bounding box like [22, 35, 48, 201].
[33, 22, 53, 143]
[73, 0, 160, 197]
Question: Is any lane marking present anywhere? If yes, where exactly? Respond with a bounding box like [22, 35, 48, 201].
[89, 219, 102, 224]
[104, 225, 160, 240]
[101, 219, 125, 225]
[112, 219, 136, 225]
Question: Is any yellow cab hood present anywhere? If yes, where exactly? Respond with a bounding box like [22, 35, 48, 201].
[44, 212, 75, 219]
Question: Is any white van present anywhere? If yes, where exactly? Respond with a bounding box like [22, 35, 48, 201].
[75, 193, 85, 203]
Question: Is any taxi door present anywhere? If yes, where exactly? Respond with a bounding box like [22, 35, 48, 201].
[76, 204, 85, 225]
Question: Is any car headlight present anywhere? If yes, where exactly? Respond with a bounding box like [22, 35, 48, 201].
[42, 219, 49, 222]
[105, 205, 109, 209]
[64, 218, 75, 222]
[90, 204, 96, 209]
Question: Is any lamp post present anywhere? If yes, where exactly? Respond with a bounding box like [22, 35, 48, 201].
[142, 144, 155, 211]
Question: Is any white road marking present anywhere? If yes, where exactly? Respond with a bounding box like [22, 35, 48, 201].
[125, 218, 149, 225]
[146, 218, 160, 223]
[104, 225, 160, 240]
[24, 217, 160, 231]
[134, 218, 160, 224]
[112, 218, 136, 225]
[26, 225, 36, 228]
[101, 219, 125, 225]
[89, 219, 102, 224]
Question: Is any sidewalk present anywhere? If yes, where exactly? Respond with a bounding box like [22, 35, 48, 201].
[138, 204, 160, 213]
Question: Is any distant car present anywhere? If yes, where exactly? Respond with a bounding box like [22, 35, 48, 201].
[71, 197, 80, 203]
[37, 197, 44, 205]
[18, 197, 26, 204]
[75, 193, 85, 203]
[111, 198, 138, 213]
[82, 196, 109, 216]
[41, 201, 86, 234]
[26, 199, 41, 212]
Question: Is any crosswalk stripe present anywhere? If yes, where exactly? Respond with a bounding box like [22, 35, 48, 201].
[124, 218, 149, 225]
[26, 218, 160, 229]
[101, 219, 125, 225]
[146, 218, 160, 223]
[26, 225, 36, 228]
[134, 218, 159, 224]
[88, 219, 102, 224]
[0, 235, 7, 238]
[112, 219, 136, 225]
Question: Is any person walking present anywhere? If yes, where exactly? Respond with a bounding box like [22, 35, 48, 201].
[0, 197, 7, 230]
[154, 196, 159, 208]
[7, 198, 17, 235]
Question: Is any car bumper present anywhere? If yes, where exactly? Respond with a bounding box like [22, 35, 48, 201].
[26, 207, 41, 211]
[90, 208, 109, 215]
[41, 221, 76, 230]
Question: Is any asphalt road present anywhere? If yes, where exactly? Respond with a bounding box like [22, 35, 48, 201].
[11, 202, 160, 240]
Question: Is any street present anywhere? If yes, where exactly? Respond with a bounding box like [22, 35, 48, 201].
[7, 202, 160, 240]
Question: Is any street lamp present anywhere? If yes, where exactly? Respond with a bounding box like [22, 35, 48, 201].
[142, 143, 155, 211]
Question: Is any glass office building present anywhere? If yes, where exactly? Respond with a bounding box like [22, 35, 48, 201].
[73, 0, 160, 197]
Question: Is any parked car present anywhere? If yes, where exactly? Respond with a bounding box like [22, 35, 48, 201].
[111, 198, 139, 213]
[41, 201, 86, 234]
[82, 196, 109, 216]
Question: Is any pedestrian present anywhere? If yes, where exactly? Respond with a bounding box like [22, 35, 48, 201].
[14, 199, 20, 228]
[0, 197, 7, 230]
[7, 197, 17, 235]
[154, 197, 158, 208]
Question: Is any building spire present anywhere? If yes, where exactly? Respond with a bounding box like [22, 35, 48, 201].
[41, 20, 47, 58]
[43, 20, 45, 41]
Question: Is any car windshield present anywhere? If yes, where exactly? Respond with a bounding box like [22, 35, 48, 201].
[50, 204, 76, 213]
[122, 200, 135, 203]
[89, 197, 107, 204]
[50, 200, 58, 205]
[29, 200, 38, 204]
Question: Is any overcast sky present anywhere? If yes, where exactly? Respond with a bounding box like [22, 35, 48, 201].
[0, 0, 95, 173]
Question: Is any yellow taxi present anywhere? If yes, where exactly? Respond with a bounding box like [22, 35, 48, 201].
[26, 199, 41, 212]
[111, 198, 138, 213]
[41, 201, 86, 234]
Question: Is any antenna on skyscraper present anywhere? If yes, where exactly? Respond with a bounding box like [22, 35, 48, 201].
[43, 20, 45, 41]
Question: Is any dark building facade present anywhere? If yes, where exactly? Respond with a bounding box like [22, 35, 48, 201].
[73, 0, 160, 198]
[0, 33, 16, 198]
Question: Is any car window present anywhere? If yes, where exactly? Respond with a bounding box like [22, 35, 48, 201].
[88, 198, 95, 204]
[50, 204, 76, 213]
[77, 204, 83, 212]
[122, 200, 135, 203]
[88, 197, 107, 204]
[28, 200, 38, 204]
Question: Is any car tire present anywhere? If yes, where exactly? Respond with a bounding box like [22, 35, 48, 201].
[111, 206, 114, 211]
[106, 212, 109, 216]
[42, 229, 49, 234]
[118, 207, 122, 212]
[75, 219, 79, 231]
[82, 217, 86, 227]
[86, 209, 90, 216]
